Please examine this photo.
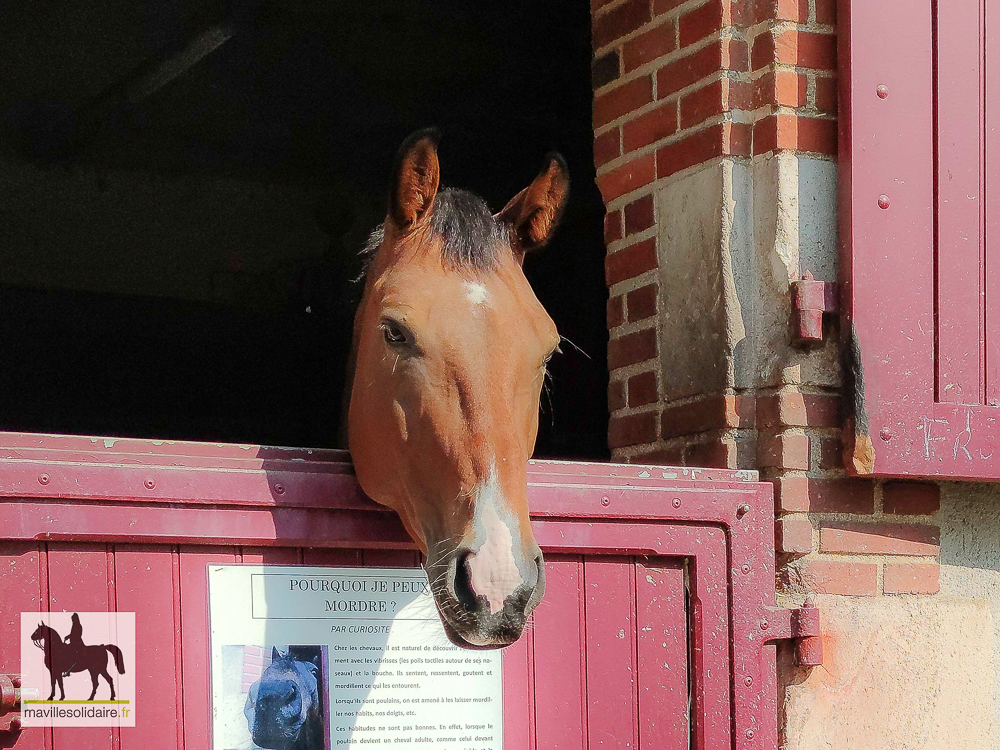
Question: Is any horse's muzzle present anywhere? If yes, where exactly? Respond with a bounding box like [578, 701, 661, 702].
[427, 548, 545, 649]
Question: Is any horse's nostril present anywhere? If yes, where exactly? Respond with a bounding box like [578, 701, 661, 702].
[452, 550, 477, 611]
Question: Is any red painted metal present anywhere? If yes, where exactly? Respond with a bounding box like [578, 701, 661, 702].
[840, 0, 1000, 478]
[986, 0, 1000, 408]
[0, 432, 788, 748]
[0, 674, 21, 736]
[791, 271, 838, 347]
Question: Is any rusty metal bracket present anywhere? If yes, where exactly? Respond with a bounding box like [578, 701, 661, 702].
[761, 598, 823, 667]
[0, 674, 21, 737]
[791, 271, 839, 347]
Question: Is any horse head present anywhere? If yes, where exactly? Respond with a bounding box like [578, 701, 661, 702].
[246, 647, 320, 750]
[349, 129, 569, 649]
[30, 622, 54, 649]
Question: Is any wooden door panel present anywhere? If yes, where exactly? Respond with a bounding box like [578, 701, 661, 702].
[0, 437, 779, 748]
[46, 545, 115, 750]
[842, 0, 1000, 476]
[531, 556, 587, 750]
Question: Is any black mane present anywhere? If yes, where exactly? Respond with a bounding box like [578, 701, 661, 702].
[362, 188, 504, 274]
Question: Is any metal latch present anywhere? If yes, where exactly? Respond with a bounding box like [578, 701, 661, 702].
[0, 674, 21, 738]
[761, 598, 823, 666]
[791, 271, 838, 348]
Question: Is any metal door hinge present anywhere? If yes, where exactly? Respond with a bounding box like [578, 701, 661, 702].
[760, 598, 823, 666]
[0, 674, 21, 737]
[791, 272, 839, 347]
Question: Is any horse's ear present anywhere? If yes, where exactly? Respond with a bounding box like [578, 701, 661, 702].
[271, 646, 281, 661]
[389, 128, 441, 230]
[497, 152, 569, 262]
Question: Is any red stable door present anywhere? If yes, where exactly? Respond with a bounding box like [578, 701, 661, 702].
[0, 433, 808, 749]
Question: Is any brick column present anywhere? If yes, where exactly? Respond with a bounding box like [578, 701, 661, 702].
[591, 0, 940, 596]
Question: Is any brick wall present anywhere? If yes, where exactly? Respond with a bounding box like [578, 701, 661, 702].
[591, 0, 941, 597]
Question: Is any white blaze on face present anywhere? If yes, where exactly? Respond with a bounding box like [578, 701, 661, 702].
[467, 463, 525, 614]
[464, 281, 488, 305]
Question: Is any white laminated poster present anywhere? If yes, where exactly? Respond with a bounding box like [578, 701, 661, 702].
[209, 565, 503, 750]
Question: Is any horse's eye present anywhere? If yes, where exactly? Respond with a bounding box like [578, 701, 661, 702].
[381, 320, 408, 346]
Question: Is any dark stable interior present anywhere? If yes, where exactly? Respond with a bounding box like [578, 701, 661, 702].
[0, 0, 610, 459]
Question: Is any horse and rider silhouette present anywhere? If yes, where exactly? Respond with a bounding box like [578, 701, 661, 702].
[30, 614, 126, 701]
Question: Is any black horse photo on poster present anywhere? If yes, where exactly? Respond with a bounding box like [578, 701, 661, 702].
[29, 613, 127, 701]
[243, 646, 328, 750]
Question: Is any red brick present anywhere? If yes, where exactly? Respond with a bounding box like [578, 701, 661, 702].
[593, 0, 617, 13]
[820, 523, 940, 556]
[624, 195, 655, 235]
[593, 0, 653, 50]
[815, 0, 837, 25]
[729, 79, 752, 109]
[797, 560, 879, 596]
[751, 71, 774, 107]
[751, 30, 774, 70]
[753, 0, 775, 22]
[678, 78, 750, 127]
[757, 433, 810, 470]
[776, 0, 809, 21]
[757, 392, 840, 428]
[631, 446, 684, 464]
[726, 37, 749, 72]
[594, 128, 622, 168]
[753, 114, 778, 154]
[627, 282, 658, 321]
[679, 0, 724, 47]
[775, 477, 875, 514]
[775, 30, 836, 70]
[727, 122, 752, 156]
[792, 116, 837, 155]
[657, 41, 724, 99]
[777, 515, 813, 555]
[594, 76, 654, 127]
[622, 101, 679, 153]
[882, 482, 941, 516]
[606, 237, 658, 285]
[622, 20, 677, 73]
[818, 437, 843, 469]
[653, 0, 690, 15]
[884, 564, 940, 595]
[607, 294, 626, 328]
[609, 379, 627, 412]
[661, 394, 754, 439]
[754, 114, 836, 155]
[609, 410, 660, 448]
[605, 210, 623, 246]
[680, 79, 724, 128]
[656, 123, 725, 177]
[758, 69, 807, 108]
[597, 153, 657, 202]
[593, 50, 622, 89]
[685, 437, 735, 468]
[729, 0, 753, 27]
[608, 327, 658, 369]
[815, 75, 837, 114]
[628, 370, 659, 406]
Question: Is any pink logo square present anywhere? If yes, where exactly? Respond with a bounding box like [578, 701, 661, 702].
[20, 612, 136, 727]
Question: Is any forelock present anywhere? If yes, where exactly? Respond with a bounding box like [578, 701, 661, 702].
[361, 188, 505, 274]
[429, 189, 504, 270]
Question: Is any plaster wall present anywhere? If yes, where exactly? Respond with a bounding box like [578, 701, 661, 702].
[782, 594, 996, 750]
[939, 482, 1000, 739]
